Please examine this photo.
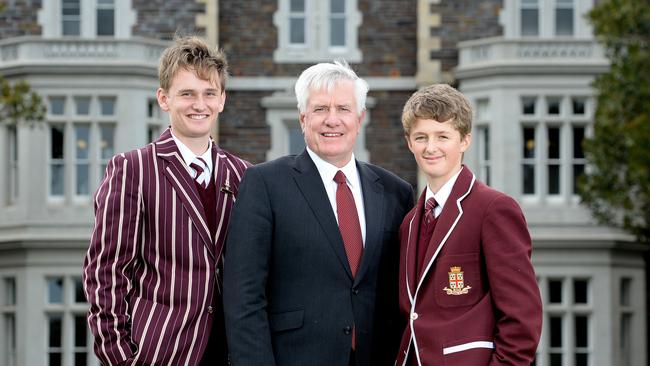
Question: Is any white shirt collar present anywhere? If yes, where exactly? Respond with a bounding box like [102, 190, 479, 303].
[171, 132, 213, 175]
[306, 147, 359, 189]
[426, 166, 464, 215]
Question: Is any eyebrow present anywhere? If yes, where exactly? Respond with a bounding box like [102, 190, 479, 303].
[176, 88, 221, 95]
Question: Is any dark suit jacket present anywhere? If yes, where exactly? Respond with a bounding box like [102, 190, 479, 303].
[396, 166, 542, 366]
[83, 128, 250, 365]
[223, 150, 414, 366]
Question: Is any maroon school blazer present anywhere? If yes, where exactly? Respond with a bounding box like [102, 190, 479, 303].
[396, 166, 542, 366]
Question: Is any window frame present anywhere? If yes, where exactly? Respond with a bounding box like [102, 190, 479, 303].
[46, 95, 118, 203]
[274, 0, 362, 63]
[519, 95, 592, 203]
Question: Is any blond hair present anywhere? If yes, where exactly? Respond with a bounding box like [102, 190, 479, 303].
[402, 84, 473, 137]
[158, 35, 228, 91]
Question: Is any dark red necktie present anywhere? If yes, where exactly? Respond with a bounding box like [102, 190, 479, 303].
[334, 170, 363, 350]
[334, 170, 363, 276]
[425, 197, 438, 226]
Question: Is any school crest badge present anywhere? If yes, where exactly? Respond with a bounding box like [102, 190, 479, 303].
[443, 266, 471, 295]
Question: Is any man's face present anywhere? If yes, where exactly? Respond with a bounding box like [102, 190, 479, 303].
[300, 80, 365, 167]
[156, 68, 225, 144]
[406, 118, 471, 191]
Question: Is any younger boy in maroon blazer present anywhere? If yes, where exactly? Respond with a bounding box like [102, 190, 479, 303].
[395, 84, 542, 366]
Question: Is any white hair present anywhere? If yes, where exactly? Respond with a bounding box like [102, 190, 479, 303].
[294, 60, 369, 115]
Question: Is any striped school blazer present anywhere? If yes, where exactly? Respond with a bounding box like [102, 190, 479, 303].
[83, 128, 250, 365]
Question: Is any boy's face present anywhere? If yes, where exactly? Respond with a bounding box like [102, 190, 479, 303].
[406, 118, 471, 191]
[156, 68, 225, 144]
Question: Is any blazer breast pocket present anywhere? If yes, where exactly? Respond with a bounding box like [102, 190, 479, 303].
[269, 308, 304, 333]
[433, 253, 483, 308]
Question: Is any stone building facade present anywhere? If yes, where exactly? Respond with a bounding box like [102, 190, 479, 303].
[0, 1, 646, 366]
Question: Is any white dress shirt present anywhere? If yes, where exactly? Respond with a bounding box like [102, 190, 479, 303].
[171, 132, 213, 179]
[306, 147, 367, 246]
[425, 167, 464, 218]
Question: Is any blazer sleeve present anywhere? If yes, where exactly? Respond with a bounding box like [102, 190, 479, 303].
[223, 167, 276, 366]
[83, 153, 141, 366]
[482, 195, 542, 365]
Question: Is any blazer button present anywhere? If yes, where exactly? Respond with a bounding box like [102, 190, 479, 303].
[410, 312, 418, 320]
[343, 326, 352, 335]
[351, 288, 359, 295]
[207, 306, 214, 314]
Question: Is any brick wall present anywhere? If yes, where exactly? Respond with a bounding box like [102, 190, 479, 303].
[0, 0, 41, 39]
[219, 0, 417, 77]
[218, 91, 271, 164]
[366, 90, 418, 185]
[431, 0, 502, 72]
[132, 0, 205, 40]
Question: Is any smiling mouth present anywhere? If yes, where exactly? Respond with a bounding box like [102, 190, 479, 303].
[188, 114, 209, 120]
[321, 133, 343, 137]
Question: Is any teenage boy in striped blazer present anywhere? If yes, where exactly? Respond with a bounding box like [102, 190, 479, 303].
[83, 36, 249, 365]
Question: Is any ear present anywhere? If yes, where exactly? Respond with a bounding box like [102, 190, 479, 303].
[460, 133, 472, 153]
[358, 109, 366, 126]
[405, 134, 415, 154]
[218, 91, 226, 113]
[156, 88, 170, 112]
[299, 112, 307, 132]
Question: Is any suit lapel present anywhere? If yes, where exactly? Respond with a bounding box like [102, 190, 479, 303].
[155, 129, 214, 259]
[291, 151, 353, 279]
[354, 162, 383, 284]
[416, 167, 476, 293]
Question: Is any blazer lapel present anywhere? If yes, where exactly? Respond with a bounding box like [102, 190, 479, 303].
[155, 129, 214, 259]
[416, 167, 476, 292]
[405, 191, 427, 299]
[291, 151, 353, 279]
[354, 162, 383, 284]
[211, 145, 240, 261]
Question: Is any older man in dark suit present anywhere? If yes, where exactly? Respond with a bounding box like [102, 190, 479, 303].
[223, 61, 414, 366]
[83, 36, 249, 365]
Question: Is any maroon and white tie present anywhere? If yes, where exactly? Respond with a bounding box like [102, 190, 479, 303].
[190, 157, 210, 189]
[425, 197, 438, 226]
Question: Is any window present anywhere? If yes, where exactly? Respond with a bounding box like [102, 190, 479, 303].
[522, 96, 536, 115]
[572, 126, 586, 194]
[62, 0, 80, 36]
[477, 126, 491, 186]
[38, 0, 135, 38]
[539, 276, 592, 366]
[50, 124, 66, 198]
[329, 0, 346, 47]
[521, 0, 539, 36]
[274, 0, 362, 63]
[288, 122, 306, 155]
[7, 125, 18, 205]
[96, 0, 115, 36]
[45, 276, 93, 366]
[47, 95, 117, 201]
[546, 126, 560, 195]
[1, 277, 17, 366]
[555, 0, 574, 36]
[147, 98, 164, 143]
[520, 95, 591, 200]
[522, 126, 536, 195]
[619, 277, 635, 366]
[289, 0, 306, 44]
